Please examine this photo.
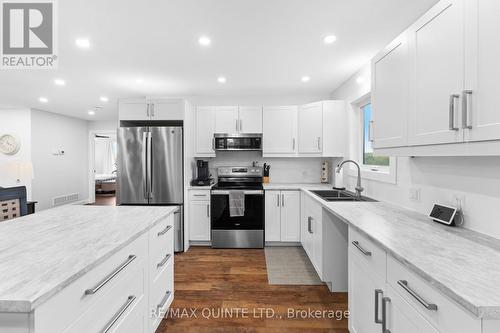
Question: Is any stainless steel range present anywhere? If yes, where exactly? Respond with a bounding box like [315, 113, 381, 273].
[210, 166, 264, 248]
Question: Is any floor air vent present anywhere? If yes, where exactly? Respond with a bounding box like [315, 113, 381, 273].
[53, 193, 79, 207]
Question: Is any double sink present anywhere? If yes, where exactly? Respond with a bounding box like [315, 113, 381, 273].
[311, 190, 377, 202]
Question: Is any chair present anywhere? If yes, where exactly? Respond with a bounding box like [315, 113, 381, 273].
[0, 186, 28, 221]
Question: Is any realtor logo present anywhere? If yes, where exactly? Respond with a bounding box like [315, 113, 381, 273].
[1, 0, 57, 68]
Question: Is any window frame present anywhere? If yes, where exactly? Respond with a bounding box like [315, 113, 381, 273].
[346, 94, 397, 185]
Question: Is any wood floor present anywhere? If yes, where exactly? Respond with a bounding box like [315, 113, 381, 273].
[158, 247, 349, 333]
[90, 195, 116, 206]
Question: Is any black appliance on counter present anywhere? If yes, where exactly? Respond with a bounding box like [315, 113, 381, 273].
[191, 160, 213, 186]
[211, 166, 264, 248]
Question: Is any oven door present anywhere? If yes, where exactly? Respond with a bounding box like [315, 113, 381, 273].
[210, 190, 264, 230]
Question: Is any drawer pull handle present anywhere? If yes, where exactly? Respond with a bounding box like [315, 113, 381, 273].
[352, 241, 372, 256]
[397, 280, 438, 311]
[85, 255, 136, 295]
[101, 295, 136, 333]
[157, 291, 172, 311]
[374, 289, 383, 324]
[157, 225, 172, 237]
[382, 297, 391, 333]
[157, 254, 172, 268]
[193, 194, 206, 197]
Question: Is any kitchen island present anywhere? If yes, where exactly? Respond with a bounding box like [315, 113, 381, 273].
[0, 205, 176, 333]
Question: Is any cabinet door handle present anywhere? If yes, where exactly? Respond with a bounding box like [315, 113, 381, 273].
[449, 94, 460, 131]
[374, 289, 383, 324]
[382, 297, 391, 333]
[240, 119, 243, 132]
[206, 204, 210, 218]
[351, 241, 372, 256]
[157, 225, 172, 237]
[292, 138, 296, 151]
[85, 255, 136, 295]
[102, 295, 136, 333]
[397, 280, 438, 311]
[307, 216, 313, 234]
[212, 137, 215, 151]
[157, 291, 172, 311]
[157, 253, 172, 268]
[281, 194, 285, 206]
[317, 137, 321, 150]
[151, 103, 155, 118]
[462, 90, 473, 129]
[235, 119, 238, 132]
[277, 193, 280, 207]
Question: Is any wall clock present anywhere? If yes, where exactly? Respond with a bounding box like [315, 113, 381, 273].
[0, 134, 21, 155]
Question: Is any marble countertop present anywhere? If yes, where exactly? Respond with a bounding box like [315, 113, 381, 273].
[263, 183, 333, 190]
[0, 205, 176, 313]
[300, 189, 500, 319]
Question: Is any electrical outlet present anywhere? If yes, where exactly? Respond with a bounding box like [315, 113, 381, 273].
[409, 188, 421, 202]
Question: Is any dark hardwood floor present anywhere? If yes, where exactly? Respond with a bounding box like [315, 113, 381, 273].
[158, 247, 349, 333]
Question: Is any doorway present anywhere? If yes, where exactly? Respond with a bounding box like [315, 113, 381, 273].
[88, 131, 117, 205]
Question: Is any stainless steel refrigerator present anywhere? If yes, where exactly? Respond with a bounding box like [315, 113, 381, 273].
[117, 126, 184, 251]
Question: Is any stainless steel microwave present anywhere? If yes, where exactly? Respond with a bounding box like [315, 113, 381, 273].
[213, 133, 262, 151]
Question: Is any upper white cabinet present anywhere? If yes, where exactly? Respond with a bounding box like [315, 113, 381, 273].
[215, 106, 262, 134]
[263, 106, 298, 155]
[371, 33, 410, 148]
[373, 0, 500, 155]
[298, 102, 323, 154]
[408, 0, 465, 146]
[119, 98, 184, 121]
[465, 0, 500, 142]
[195, 107, 216, 157]
[239, 106, 263, 133]
[215, 106, 239, 133]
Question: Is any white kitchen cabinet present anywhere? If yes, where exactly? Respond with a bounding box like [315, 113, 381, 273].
[371, 32, 410, 148]
[263, 106, 298, 155]
[301, 193, 323, 278]
[215, 106, 239, 133]
[265, 190, 281, 241]
[408, 0, 465, 146]
[119, 99, 150, 121]
[119, 98, 184, 121]
[195, 107, 216, 157]
[189, 200, 211, 241]
[321, 100, 347, 157]
[239, 106, 263, 133]
[298, 102, 323, 154]
[148, 99, 184, 120]
[465, 0, 500, 142]
[265, 190, 300, 242]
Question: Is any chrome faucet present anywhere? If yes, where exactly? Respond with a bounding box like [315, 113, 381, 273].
[336, 160, 364, 200]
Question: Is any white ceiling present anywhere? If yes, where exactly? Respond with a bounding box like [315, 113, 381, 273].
[0, 0, 439, 120]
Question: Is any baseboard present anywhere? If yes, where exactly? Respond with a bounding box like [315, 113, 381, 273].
[189, 241, 212, 247]
[265, 241, 301, 247]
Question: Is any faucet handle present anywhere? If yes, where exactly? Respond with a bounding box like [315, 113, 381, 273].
[333, 186, 346, 191]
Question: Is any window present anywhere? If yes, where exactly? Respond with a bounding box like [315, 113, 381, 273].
[362, 103, 389, 168]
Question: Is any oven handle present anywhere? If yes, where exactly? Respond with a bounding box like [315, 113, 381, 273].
[211, 190, 264, 195]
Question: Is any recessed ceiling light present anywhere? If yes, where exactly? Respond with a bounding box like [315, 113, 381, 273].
[301, 76, 310, 82]
[356, 76, 365, 84]
[198, 36, 211, 46]
[217, 76, 226, 83]
[39, 97, 48, 103]
[54, 78, 65, 86]
[100, 96, 109, 102]
[88, 110, 95, 116]
[135, 78, 144, 84]
[75, 38, 90, 49]
[323, 35, 337, 44]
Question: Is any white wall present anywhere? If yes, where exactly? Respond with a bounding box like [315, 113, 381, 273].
[88, 120, 118, 132]
[31, 109, 89, 210]
[0, 109, 32, 197]
[188, 94, 330, 107]
[331, 64, 500, 239]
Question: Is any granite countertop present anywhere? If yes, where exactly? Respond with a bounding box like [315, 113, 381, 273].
[0, 205, 176, 313]
[300, 189, 500, 319]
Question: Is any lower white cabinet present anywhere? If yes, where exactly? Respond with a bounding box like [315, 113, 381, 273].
[265, 190, 300, 242]
[189, 189, 211, 242]
[300, 193, 323, 279]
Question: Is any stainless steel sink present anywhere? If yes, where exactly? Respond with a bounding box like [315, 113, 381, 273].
[311, 190, 378, 202]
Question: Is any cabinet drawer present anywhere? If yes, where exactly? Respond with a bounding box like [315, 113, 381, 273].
[387, 255, 480, 333]
[149, 227, 174, 283]
[149, 213, 175, 269]
[62, 262, 145, 333]
[189, 190, 211, 201]
[150, 259, 174, 332]
[35, 233, 148, 333]
[348, 227, 386, 280]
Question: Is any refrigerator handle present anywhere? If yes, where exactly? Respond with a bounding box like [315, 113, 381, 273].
[147, 131, 153, 199]
[142, 131, 148, 199]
